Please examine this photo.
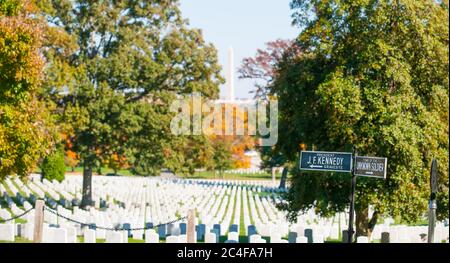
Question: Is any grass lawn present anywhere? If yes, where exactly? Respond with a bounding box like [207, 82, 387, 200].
[188, 171, 285, 181]
[34, 166, 134, 177]
[0, 237, 32, 243]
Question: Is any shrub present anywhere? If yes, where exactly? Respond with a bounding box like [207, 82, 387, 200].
[40, 148, 66, 182]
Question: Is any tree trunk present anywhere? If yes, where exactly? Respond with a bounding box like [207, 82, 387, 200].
[279, 167, 288, 189]
[355, 205, 378, 240]
[81, 165, 93, 209]
[71, 166, 75, 172]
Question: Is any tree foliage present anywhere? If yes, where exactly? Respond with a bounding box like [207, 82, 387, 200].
[0, 0, 56, 180]
[272, 0, 449, 232]
[40, 146, 65, 182]
[39, 0, 223, 206]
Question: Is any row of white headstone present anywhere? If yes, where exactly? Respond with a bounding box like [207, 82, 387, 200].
[1, 175, 449, 243]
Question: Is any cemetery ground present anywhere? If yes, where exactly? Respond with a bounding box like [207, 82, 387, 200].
[1, 173, 448, 243]
[55, 166, 280, 181]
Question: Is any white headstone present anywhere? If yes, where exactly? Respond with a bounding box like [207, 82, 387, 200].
[145, 230, 159, 243]
[205, 232, 217, 243]
[122, 231, 129, 243]
[178, 234, 187, 243]
[133, 230, 144, 240]
[228, 232, 239, 242]
[51, 228, 68, 243]
[357, 236, 369, 243]
[166, 236, 179, 243]
[296, 236, 308, 243]
[249, 234, 262, 243]
[84, 229, 96, 243]
[65, 226, 77, 243]
[0, 224, 15, 242]
[105, 232, 123, 243]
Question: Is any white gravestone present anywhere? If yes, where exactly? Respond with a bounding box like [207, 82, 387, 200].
[84, 229, 96, 243]
[0, 224, 15, 241]
[145, 230, 159, 243]
[357, 236, 369, 243]
[166, 236, 179, 243]
[296, 236, 308, 243]
[105, 232, 123, 243]
[205, 232, 217, 243]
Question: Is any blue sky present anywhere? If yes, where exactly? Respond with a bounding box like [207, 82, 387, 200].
[179, 0, 299, 99]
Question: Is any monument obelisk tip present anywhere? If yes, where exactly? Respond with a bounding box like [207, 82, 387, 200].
[226, 46, 235, 101]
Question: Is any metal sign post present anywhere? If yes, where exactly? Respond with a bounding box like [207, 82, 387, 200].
[428, 159, 438, 243]
[347, 150, 357, 243]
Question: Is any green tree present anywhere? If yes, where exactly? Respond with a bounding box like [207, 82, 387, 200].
[273, 0, 449, 238]
[0, 0, 56, 180]
[39, 0, 223, 208]
[211, 140, 233, 179]
[40, 146, 66, 182]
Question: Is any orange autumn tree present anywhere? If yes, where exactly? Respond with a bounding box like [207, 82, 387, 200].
[207, 102, 257, 170]
[104, 153, 129, 175]
[62, 133, 79, 172]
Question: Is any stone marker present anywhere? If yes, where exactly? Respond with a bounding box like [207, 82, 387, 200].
[196, 224, 206, 241]
[0, 224, 15, 241]
[381, 232, 390, 243]
[179, 234, 187, 243]
[33, 200, 44, 243]
[228, 232, 239, 242]
[342, 230, 349, 243]
[84, 229, 96, 243]
[296, 236, 308, 243]
[51, 228, 68, 243]
[123, 223, 131, 237]
[166, 236, 179, 243]
[313, 234, 324, 243]
[305, 228, 313, 243]
[213, 224, 221, 237]
[187, 209, 196, 243]
[247, 225, 257, 237]
[133, 230, 144, 240]
[105, 232, 122, 243]
[97, 229, 106, 239]
[210, 228, 220, 243]
[145, 230, 159, 243]
[205, 232, 217, 243]
[249, 234, 261, 243]
[356, 236, 369, 243]
[288, 232, 298, 243]
[158, 225, 167, 239]
[65, 226, 77, 243]
[229, 224, 238, 233]
[180, 223, 187, 235]
[122, 230, 128, 243]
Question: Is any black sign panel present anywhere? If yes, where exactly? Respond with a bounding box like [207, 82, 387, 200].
[299, 151, 353, 173]
[354, 156, 387, 179]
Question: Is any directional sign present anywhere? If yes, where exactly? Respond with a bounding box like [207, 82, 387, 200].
[354, 156, 387, 179]
[299, 151, 353, 173]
